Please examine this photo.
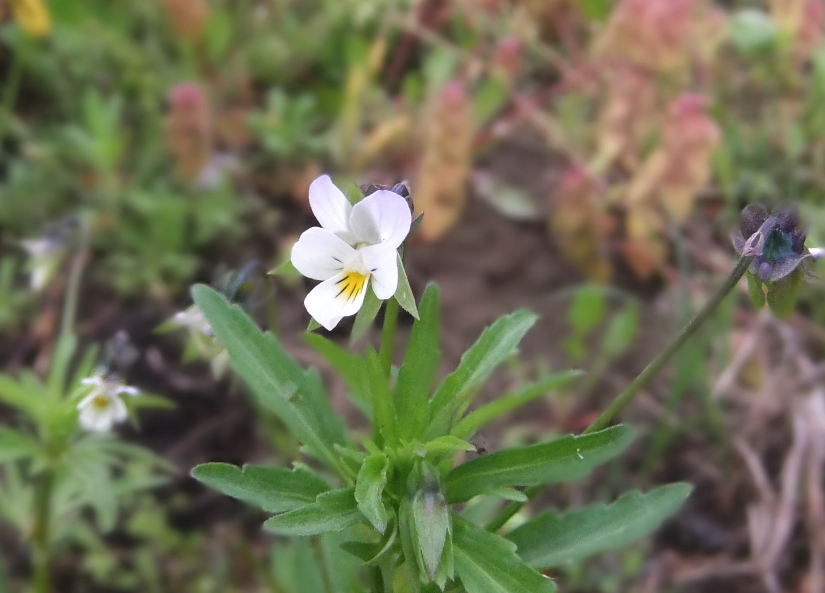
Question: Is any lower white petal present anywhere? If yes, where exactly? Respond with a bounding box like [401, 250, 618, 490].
[291, 227, 357, 281]
[304, 271, 369, 330]
[360, 243, 399, 299]
[79, 406, 114, 432]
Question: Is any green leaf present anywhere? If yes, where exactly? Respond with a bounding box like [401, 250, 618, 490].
[191, 285, 347, 473]
[426, 310, 538, 437]
[0, 428, 41, 464]
[423, 436, 476, 459]
[191, 463, 331, 513]
[355, 453, 389, 533]
[395, 284, 441, 440]
[445, 426, 635, 503]
[568, 285, 605, 335]
[452, 515, 556, 593]
[508, 483, 692, 569]
[366, 349, 398, 446]
[263, 488, 363, 536]
[412, 480, 450, 579]
[351, 286, 383, 343]
[307, 317, 322, 332]
[452, 371, 582, 440]
[576, 0, 612, 21]
[268, 259, 299, 277]
[340, 517, 398, 564]
[602, 304, 639, 357]
[304, 333, 370, 413]
[394, 253, 419, 319]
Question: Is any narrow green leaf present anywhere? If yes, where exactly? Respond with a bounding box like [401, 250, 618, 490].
[340, 517, 398, 564]
[446, 426, 635, 503]
[452, 515, 556, 593]
[263, 488, 363, 536]
[394, 253, 419, 319]
[424, 436, 476, 458]
[304, 333, 370, 413]
[412, 481, 450, 578]
[366, 349, 398, 446]
[426, 310, 539, 437]
[191, 463, 331, 513]
[452, 371, 582, 440]
[307, 317, 322, 332]
[355, 453, 389, 533]
[191, 285, 347, 473]
[395, 284, 441, 440]
[351, 286, 383, 343]
[508, 483, 692, 569]
[0, 428, 41, 464]
[269, 259, 298, 277]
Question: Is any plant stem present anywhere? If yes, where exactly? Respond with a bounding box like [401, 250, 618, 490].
[0, 36, 23, 142]
[370, 565, 385, 593]
[379, 298, 399, 378]
[582, 254, 752, 435]
[60, 245, 88, 339]
[486, 255, 754, 533]
[32, 470, 54, 593]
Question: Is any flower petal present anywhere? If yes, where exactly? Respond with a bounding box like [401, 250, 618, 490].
[360, 243, 399, 300]
[349, 190, 411, 249]
[304, 271, 369, 331]
[309, 175, 353, 235]
[291, 228, 357, 281]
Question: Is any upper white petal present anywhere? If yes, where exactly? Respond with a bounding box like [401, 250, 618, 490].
[304, 272, 368, 331]
[349, 190, 411, 249]
[309, 175, 353, 236]
[291, 228, 358, 281]
[360, 243, 399, 300]
[810, 247, 824, 260]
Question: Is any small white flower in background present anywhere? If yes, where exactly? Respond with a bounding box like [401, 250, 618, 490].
[811, 247, 824, 260]
[77, 374, 138, 432]
[169, 305, 230, 378]
[20, 237, 65, 291]
[291, 175, 412, 330]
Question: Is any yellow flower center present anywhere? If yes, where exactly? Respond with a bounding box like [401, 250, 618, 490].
[336, 271, 368, 302]
[92, 395, 111, 410]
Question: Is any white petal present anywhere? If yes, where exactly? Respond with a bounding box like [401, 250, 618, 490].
[309, 175, 353, 235]
[116, 385, 138, 397]
[360, 243, 399, 300]
[304, 271, 369, 331]
[79, 405, 113, 432]
[811, 247, 824, 260]
[77, 393, 98, 411]
[291, 228, 357, 281]
[110, 396, 128, 422]
[349, 190, 411, 248]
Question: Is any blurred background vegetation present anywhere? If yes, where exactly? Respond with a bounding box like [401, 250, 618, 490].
[1, 0, 825, 592]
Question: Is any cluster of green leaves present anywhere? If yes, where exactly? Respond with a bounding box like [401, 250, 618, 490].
[190, 284, 690, 592]
[0, 332, 171, 552]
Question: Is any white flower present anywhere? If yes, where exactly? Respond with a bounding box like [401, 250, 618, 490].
[170, 305, 230, 378]
[20, 238, 64, 291]
[291, 175, 412, 330]
[811, 247, 824, 260]
[76, 374, 138, 432]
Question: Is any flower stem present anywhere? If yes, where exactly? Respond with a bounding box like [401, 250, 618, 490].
[486, 254, 754, 533]
[60, 244, 88, 339]
[379, 298, 399, 378]
[582, 253, 753, 435]
[32, 470, 54, 593]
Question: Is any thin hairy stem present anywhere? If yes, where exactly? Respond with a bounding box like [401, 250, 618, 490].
[486, 255, 754, 532]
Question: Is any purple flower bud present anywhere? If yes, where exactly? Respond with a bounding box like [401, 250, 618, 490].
[758, 261, 772, 282]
